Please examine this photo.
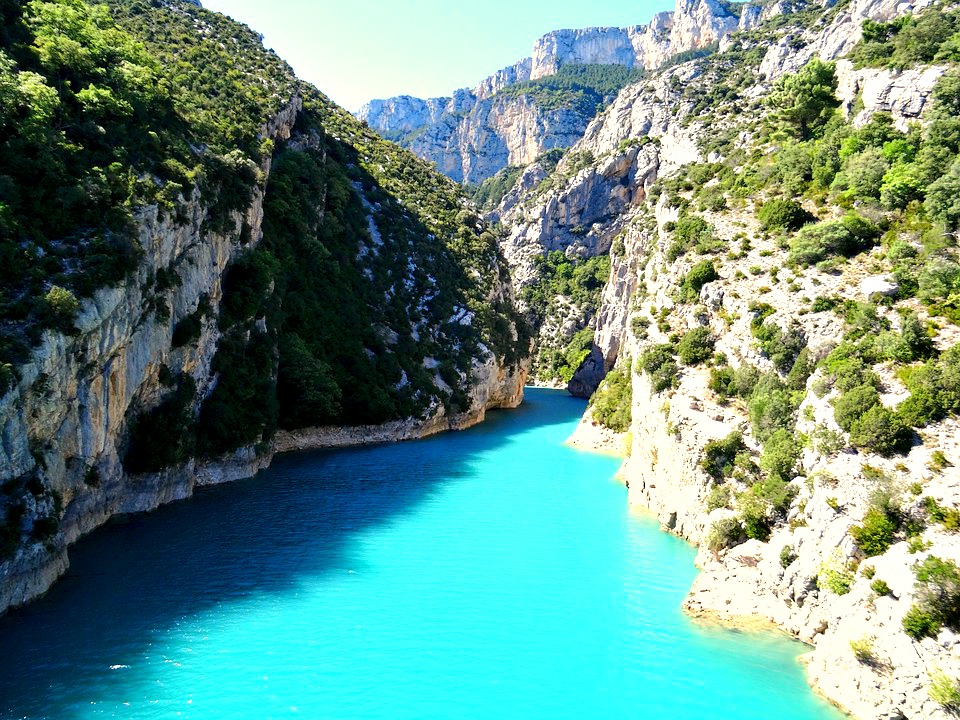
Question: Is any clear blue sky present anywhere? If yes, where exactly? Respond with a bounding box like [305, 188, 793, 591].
[201, 0, 678, 112]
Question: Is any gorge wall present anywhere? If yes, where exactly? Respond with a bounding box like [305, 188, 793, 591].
[0, 0, 528, 615]
[358, 0, 777, 185]
[502, 0, 960, 716]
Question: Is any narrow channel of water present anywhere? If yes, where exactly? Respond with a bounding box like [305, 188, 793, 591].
[0, 388, 843, 719]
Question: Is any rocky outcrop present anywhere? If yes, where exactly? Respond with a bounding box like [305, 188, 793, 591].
[759, 0, 936, 80]
[362, 89, 593, 184]
[358, 0, 770, 184]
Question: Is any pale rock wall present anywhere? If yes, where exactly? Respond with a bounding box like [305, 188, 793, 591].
[545, 3, 960, 708]
[587, 189, 960, 720]
[759, 0, 936, 80]
[357, 0, 766, 184]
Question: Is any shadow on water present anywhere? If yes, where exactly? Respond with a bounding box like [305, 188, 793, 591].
[0, 389, 586, 717]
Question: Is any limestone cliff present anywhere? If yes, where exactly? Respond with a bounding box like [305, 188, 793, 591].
[523, 0, 960, 715]
[357, 0, 769, 185]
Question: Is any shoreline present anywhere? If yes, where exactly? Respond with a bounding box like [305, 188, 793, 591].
[564, 407, 628, 458]
[0, 392, 522, 616]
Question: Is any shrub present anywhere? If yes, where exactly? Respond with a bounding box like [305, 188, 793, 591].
[917, 556, 960, 622]
[780, 544, 797, 568]
[739, 491, 771, 541]
[785, 346, 814, 391]
[789, 213, 878, 267]
[899, 346, 960, 427]
[709, 365, 736, 397]
[748, 374, 796, 443]
[680, 260, 718, 302]
[833, 384, 881, 431]
[42, 285, 80, 331]
[668, 213, 714, 261]
[871, 578, 892, 596]
[677, 327, 715, 365]
[757, 198, 813, 231]
[759, 428, 800, 482]
[818, 551, 855, 595]
[928, 668, 960, 709]
[638, 344, 678, 392]
[706, 484, 733, 511]
[753, 474, 797, 514]
[590, 363, 633, 432]
[903, 605, 942, 640]
[849, 405, 912, 456]
[850, 506, 899, 556]
[849, 635, 877, 663]
[701, 431, 747, 480]
[707, 516, 745, 552]
[753, 320, 807, 373]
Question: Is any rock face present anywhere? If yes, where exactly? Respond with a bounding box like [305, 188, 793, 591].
[506, 0, 960, 716]
[357, 0, 767, 184]
[0, 85, 528, 615]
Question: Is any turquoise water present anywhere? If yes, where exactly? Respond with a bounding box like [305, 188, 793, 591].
[0, 388, 843, 719]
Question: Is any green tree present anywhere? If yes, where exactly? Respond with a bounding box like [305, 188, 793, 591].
[759, 428, 800, 482]
[769, 58, 841, 139]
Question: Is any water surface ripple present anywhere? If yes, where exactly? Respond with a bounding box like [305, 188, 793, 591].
[0, 389, 843, 719]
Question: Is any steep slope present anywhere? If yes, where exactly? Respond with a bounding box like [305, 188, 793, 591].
[357, 0, 771, 185]
[505, 0, 960, 716]
[0, 0, 528, 614]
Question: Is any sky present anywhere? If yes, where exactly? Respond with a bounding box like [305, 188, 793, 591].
[200, 0, 678, 112]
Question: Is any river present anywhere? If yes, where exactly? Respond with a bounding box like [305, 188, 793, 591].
[0, 388, 843, 719]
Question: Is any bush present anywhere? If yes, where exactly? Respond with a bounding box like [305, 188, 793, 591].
[787, 214, 877, 267]
[928, 668, 960, 709]
[707, 517, 745, 552]
[668, 213, 714, 261]
[780, 544, 797, 568]
[899, 346, 960, 427]
[709, 363, 760, 400]
[753, 321, 807, 373]
[833, 384, 881, 431]
[638, 344, 678, 392]
[748, 374, 796, 443]
[917, 555, 960, 621]
[759, 428, 800, 482]
[850, 506, 899, 556]
[590, 363, 632, 432]
[706, 484, 733, 511]
[849, 405, 912, 456]
[757, 198, 813, 231]
[818, 551, 855, 595]
[676, 327, 715, 365]
[849, 635, 877, 663]
[701, 431, 747, 480]
[903, 605, 942, 640]
[680, 260, 718, 302]
[42, 285, 80, 331]
[739, 491, 771, 541]
[871, 578, 892, 595]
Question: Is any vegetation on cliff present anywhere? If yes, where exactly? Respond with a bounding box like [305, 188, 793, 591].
[498, 63, 647, 116]
[0, 0, 529, 477]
